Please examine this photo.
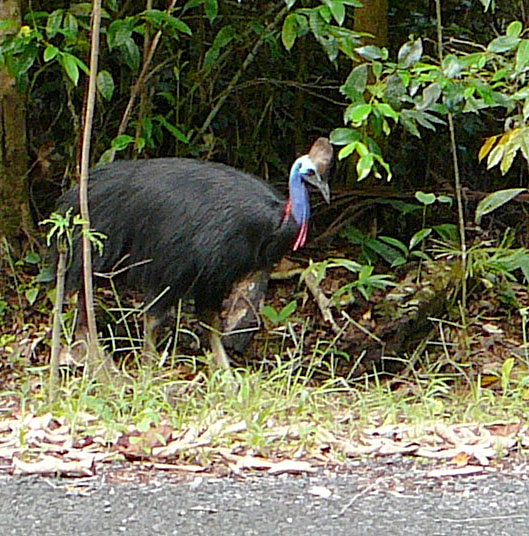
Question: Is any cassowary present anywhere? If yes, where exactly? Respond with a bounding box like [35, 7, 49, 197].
[59, 137, 333, 370]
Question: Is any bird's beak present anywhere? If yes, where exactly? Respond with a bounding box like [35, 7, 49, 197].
[306, 137, 333, 204]
[305, 167, 331, 204]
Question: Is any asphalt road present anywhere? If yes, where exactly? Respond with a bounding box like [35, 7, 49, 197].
[2, 458, 528, 535]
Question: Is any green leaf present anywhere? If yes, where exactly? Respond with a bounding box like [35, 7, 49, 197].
[25, 252, 41, 264]
[0, 20, 18, 32]
[376, 103, 399, 122]
[442, 55, 462, 78]
[46, 9, 63, 38]
[366, 238, 406, 267]
[345, 103, 372, 123]
[506, 21, 523, 38]
[437, 195, 453, 206]
[62, 12, 79, 45]
[43, 45, 59, 62]
[475, 188, 526, 225]
[416, 83, 441, 111]
[156, 116, 189, 143]
[282, 13, 298, 51]
[204, 0, 218, 23]
[25, 287, 39, 306]
[143, 10, 192, 35]
[398, 38, 422, 68]
[433, 223, 459, 243]
[355, 45, 384, 60]
[487, 35, 520, 53]
[278, 300, 297, 322]
[330, 127, 360, 145]
[120, 38, 141, 71]
[184, 0, 204, 10]
[487, 143, 505, 169]
[172, 17, 192, 36]
[415, 191, 436, 205]
[108, 18, 136, 49]
[60, 53, 79, 85]
[212, 25, 237, 48]
[341, 63, 368, 98]
[261, 305, 279, 324]
[516, 40, 529, 72]
[97, 149, 115, 166]
[378, 236, 409, 255]
[69, 3, 95, 17]
[338, 142, 358, 160]
[323, 0, 345, 25]
[409, 228, 432, 250]
[111, 134, 134, 151]
[97, 70, 114, 101]
[356, 154, 373, 181]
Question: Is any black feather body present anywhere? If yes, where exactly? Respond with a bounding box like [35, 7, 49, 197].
[60, 158, 298, 319]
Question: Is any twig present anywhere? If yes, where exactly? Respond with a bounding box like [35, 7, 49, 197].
[49, 242, 66, 401]
[303, 269, 340, 333]
[113, 0, 177, 160]
[435, 0, 467, 314]
[335, 483, 377, 517]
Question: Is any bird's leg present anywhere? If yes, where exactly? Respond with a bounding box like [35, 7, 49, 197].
[201, 311, 231, 371]
[143, 313, 160, 364]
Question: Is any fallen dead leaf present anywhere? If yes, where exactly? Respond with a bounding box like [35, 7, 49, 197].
[427, 466, 485, 478]
[12, 455, 95, 477]
[267, 460, 316, 475]
[451, 451, 470, 467]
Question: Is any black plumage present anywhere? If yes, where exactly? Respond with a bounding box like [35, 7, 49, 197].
[59, 138, 333, 368]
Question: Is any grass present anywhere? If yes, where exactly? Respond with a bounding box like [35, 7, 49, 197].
[3, 236, 529, 468]
[4, 313, 529, 469]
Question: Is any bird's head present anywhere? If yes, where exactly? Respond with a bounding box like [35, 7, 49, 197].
[288, 137, 333, 250]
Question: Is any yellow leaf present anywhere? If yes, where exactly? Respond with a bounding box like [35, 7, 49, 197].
[500, 131, 520, 175]
[479, 135, 499, 162]
[481, 374, 499, 387]
[451, 451, 470, 467]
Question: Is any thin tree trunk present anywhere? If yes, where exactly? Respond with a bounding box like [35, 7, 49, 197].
[79, 0, 108, 380]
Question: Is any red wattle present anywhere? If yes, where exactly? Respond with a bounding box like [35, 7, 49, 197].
[292, 221, 308, 251]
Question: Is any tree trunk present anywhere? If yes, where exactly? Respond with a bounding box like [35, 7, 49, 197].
[0, 0, 31, 241]
[354, 0, 388, 47]
[347, 0, 388, 185]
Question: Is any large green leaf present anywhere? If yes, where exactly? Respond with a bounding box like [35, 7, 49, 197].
[204, 0, 218, 23]
[97, 70, 114, 101]
[516, 39, 529, 72]
[329, 127, 360, 145]
[475, 188, 526, 225]
[487, 35, 520, 53]
[46, 9, 63, 38]
[60, 53, 79, 85]
[398, 38, 422, 68]
[282, 13, 298, 51]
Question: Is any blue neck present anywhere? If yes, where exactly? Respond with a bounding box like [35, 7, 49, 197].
[289, 165, 309, 227]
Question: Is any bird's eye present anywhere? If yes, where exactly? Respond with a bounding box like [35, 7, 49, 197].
[305, 168, 315, 176]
